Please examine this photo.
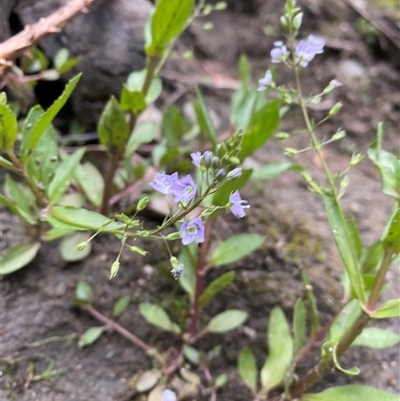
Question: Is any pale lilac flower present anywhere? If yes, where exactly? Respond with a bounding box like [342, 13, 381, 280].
[190, 151, 202, 167]
[258, 70, 272, 91]
[271, 41, 289, 63]
[170, 175, 197, 203]
[228, 167, 242, 178]
[150, 172, 178, 195]
[170, 257, 184, 280]
[229, 190, 250, 218]
[180, 217, 205, 245]
[190, 150, 213, 167]
[216, 168, 226, 179]
[294, 35, 325, 68]
[162, 389, 177, 401]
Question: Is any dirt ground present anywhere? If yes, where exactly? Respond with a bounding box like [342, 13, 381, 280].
[1, 0, 399, 400]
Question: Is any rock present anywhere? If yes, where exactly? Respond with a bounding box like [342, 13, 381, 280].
[5, 0, 153, 128]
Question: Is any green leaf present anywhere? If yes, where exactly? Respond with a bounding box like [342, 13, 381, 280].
[19, 105, 44, 161]
[78, 327, 104, 348]
[98, 96, 130, 154]
[74, 280, 93, 304]
[139, 303, 181, 334]
[193, 88, 217, 148]
[183, 345, 200, 365]
[361, 241, 383, 273]
[47, 148, 85, 204]
[126, 70, 162, 104]
[381, 205, 400, 253]
[210, 234, 265, 267]
[54, 48, 69, 70]
[22, 75, 81, 162]
[261, 307, 293, 393]
[75, 162, 104, 208]
[161, 105, 188, 149]
[322, 193, 365, 302]
[0, 193, 36, 225]
[47, 206, 120, 231]
[328, 342, 360, 376]
[5, 175, 35, 217]
[43, 227, 76, 241]
[0, 101, 18, 151]
[199, 271, 235, 307]
[120, 86, 146, 114]
[146, 0, 194, 56]
[113, 295, 130, 318]
[251, 160, 302, 180]
[206, 309, 248, 333]
[301, 385, 399, 401]
[215, 373, 228, 389]
[240, 100, 280, 160]
[238, 54, 251, 88]
[371, 299, 400, 318]
[352, 327, 400, 349]
[293, 298, 306, 357]
[179, 243, 198, 298]
[0, 154, 16, 171]
[0, 242, 41, 275]
[212, 168, 252, 206]
[368, 123, 400, 199]
[125, 121, 156, 158]
[60, 232, 92, 262]
[26, 124, 58, 188]
[238, 347, 257, 394]
[329, 299, 362, 343]
[54, 48, 81, 74]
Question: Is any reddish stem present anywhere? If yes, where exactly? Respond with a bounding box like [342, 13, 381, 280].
[188, 218, 213, 340]
[84, 304, 165, 367]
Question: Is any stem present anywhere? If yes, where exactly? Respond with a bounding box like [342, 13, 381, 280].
[100, 152, 121, 215]
[142, 56, 158, 96]
[99, 56, 158, 215]
[289, 312, 370, 399]
[294, 304, 344, 365]
[84, 305, 165, 367]
[6, 150, 48, 208]
[188, 218, 213, 340]
[366, 250, 393, 312]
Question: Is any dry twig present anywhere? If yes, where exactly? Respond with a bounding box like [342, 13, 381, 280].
[0, 0, 97, 75]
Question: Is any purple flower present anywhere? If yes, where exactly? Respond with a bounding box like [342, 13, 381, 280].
[216, 168, 226, 179]
[228, 167, 242, 178]
[190, 150, 213, 167]
[229, 190, 250, 218]
[294, 35, 325, 68]
[150, 172, 178, 195]
[258, 70, 272, 91]
[170, 257, 184, 280]
[271, 41, 289, 63]
[162, 389, 177, 401]
[180, 217, 205, 245]
[191, 151, 202, 167]
[170, 175, 197, 203]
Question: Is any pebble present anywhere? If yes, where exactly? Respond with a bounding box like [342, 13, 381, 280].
[337, 59, 366, 81]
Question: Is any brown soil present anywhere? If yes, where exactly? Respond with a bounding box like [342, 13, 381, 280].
[1, 1, 399, 400]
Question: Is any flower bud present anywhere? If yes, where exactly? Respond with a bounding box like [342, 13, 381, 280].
[284, 147, 299, 156]
[76, 242, 88, 251]
[110, 261, 120, 279]
[137, 195, 149, 212]
[293, 12, 303, 30]
[329, 102, 343, 117]
[350, 153, 364, 167]
[275, 132, 290, 140]
[129, 246, 147, 256]
[331, 129, 346, 141]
